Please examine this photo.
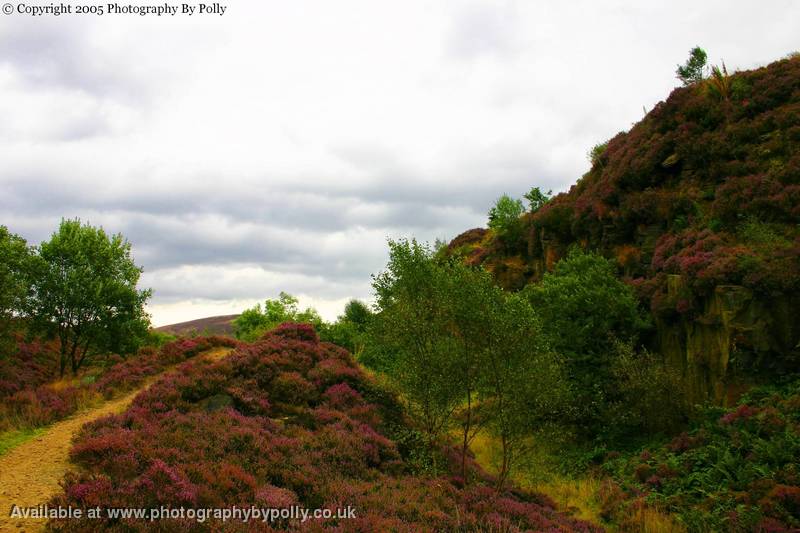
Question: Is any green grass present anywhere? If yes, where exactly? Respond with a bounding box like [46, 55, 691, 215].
[0, 427, 47, 456]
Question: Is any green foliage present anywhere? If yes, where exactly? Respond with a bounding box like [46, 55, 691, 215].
[370, 239, 566, 484]
[730, 76, 752, 101]
[524, 248, 647, 365]
[142, 330, 178, 349]
[480, 292, 569, 488]
[27, 219, 152, 376]
[343, 299, 372, 327]
[487, 194, 525, 244]
[738, 217, 790, 247]
[369, 239, 463, 462]
[606, 342, 690, 439]
[320, 299, 373, 355]
[523, 248, 650, 439]
[706, 61, 732, 101]
[233, 292, 323, 342]
[0, 227, 33, 353]
[676, 46, 708, 86]
[523, 187, 552, 213]
[603, 379, 800, 532]
[588, 141, 609, 167]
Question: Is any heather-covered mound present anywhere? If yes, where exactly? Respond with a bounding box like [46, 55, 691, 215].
[48, 323, 600, 532]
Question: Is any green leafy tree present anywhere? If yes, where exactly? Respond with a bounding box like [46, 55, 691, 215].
[524, 248, 646, 364]
[488, 194, 525, 245]
[233, 292, 324, 342]
[523, 187, 552, 213]
[321, 299, 373, 355]
[0, 226, 33, 353]
[606, 341, 690, 438]
[370, 239, 462, 469]
[28, 219, 152, 376]
[523, 248, 648, 437]
[445, 263, 496, 481]
[342, 299, 372, 327]
[370, 240, 569, 484]
[371, 241, 489, 477]
[481, 293, 568, 490]
[676, 46, 708, 86]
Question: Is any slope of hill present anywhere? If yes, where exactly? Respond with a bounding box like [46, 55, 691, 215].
[47, 323, 599, 532]
[448, 55, 800, 403]
[156, 314, 239, 337]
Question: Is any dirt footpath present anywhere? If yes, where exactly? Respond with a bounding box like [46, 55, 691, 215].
[0, 347, 233, 532]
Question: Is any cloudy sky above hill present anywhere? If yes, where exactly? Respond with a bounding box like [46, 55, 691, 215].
[1, 0, 797, 325]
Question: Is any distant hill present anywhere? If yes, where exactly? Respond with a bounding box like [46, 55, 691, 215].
[155, 314, 239, 337]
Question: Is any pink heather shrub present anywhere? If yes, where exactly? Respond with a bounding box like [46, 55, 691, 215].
[263, 322, 319, 344]
[720, 404, 761, 424]
[227, 381, 271, 416]
[343, 404, 383, 427]
[322, 383, 363, 408]
[1, 384, 85, 430]
[308, 357, 362, 389]
[271, 371, 318, 405]
[0, 336, 58, 399]
[133, 459, 199, 507]
[48, 323, 600, 532]
[256, 484, 299, 508]
[64, 475, 114, 508]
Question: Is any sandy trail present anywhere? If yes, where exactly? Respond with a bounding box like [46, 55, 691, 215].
[0, 347, 233, 532]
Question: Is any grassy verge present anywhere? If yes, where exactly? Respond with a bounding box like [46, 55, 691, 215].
[469, 432, 685, 532]
[0, 427, 47, 457]
[470, 432, 605, 524]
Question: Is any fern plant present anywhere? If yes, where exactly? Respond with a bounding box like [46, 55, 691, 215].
[706, 61, 731, 101]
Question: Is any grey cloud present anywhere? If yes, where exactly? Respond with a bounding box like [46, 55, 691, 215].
[141, 263, 370, 304]
[328, 142, 564, 211]
[56, 114, 113, 141]
[447, 3, 520, 60]
[0, 21, 137, 100]
[1, 171, 484, 234]
[0, 134, 556, 288]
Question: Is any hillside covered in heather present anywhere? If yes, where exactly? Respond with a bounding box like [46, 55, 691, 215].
[448, 54, 800, 404]
[47, 323, 598, 533]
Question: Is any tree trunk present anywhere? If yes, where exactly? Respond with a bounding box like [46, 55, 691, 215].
[428, 432, 438, 476]
[74, 338, 91, 375]
[69, 337, 80, 375]
[496, 434, 510, 492]
[460, 390, 472, 483]
[58, 348, 67, 377]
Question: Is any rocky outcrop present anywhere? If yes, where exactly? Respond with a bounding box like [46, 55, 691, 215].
[657, 276, 800, 404]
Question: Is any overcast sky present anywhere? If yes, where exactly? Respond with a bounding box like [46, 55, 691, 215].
[1, 1, 797, 326]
